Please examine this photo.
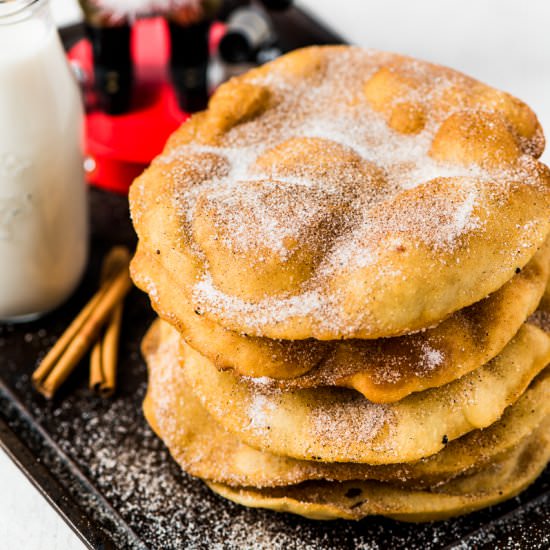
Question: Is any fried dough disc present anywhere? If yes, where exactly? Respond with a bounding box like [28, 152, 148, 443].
[133, 240, 550, 402]
[130, 46, 550, 340]
[207, 427, 550, 522]
[180, 323, 550, 464]
[142, 319, 549, 489]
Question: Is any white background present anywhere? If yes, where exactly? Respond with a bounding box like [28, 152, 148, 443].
[1, 0, 549, 548]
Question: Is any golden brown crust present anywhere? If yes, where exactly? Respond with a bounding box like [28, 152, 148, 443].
[130, 46, 550, 340]
[133, 46, 550, 523]
[142, 319, 550, 490]
[207, 428, 550, 522]
[180, 323, 550, 464]
[132, 238, 550, 402]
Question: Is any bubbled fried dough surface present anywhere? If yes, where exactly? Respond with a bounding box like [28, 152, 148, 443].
[142, 319, 550, 489]
[129, 46, 550, 340]
[181, 323, 550, 464]
[207, 428, 550, 522]
[132, 238, 550, 402]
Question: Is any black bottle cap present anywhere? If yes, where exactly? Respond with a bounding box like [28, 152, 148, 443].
[219, 31, 253, 63]
[169, 21, 210, 112]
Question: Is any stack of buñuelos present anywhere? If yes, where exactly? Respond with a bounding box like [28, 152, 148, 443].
[130, 46, 550, 522]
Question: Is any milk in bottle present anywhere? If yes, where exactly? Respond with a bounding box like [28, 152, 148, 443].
[0, 0, 88, 321]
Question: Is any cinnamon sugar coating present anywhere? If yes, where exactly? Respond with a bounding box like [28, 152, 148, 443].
[142, 319, 550, 490]
[132, 238, 550, 402]
[130, 46, 550, 340]
[132, 46, 550, 523]
[179, 323, 550, 464]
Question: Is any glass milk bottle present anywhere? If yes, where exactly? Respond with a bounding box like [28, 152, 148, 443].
[0, 0, 88, 321]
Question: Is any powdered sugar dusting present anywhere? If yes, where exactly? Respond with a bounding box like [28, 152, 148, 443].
[194, 273, 339, 333]
[309, 391, 391, 448]
[145, 46, 549, 336]
[140, 274, 160, 301]
[236, 381, 394, 457]
[247, 393, 278, 430]
[419, 343, 445, 372]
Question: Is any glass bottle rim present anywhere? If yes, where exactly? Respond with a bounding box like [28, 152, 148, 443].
[0, 0, 46, 24]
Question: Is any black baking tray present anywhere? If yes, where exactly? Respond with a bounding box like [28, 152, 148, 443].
[0, 11, 549, 550]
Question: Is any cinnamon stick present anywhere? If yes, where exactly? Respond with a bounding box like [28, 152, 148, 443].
[31, 292, 102, 387]
[89, 247, 129, 397]
[89, 336, 103, 391]
[100, 302, 122, 396]
[32, 247, 132, 399]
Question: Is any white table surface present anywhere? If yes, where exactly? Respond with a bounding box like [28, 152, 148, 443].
[1, 1, 549, 548]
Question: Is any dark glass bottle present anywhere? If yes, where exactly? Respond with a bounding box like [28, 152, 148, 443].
[168, 20, 211, 112]
[85, 23, 133, 115]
